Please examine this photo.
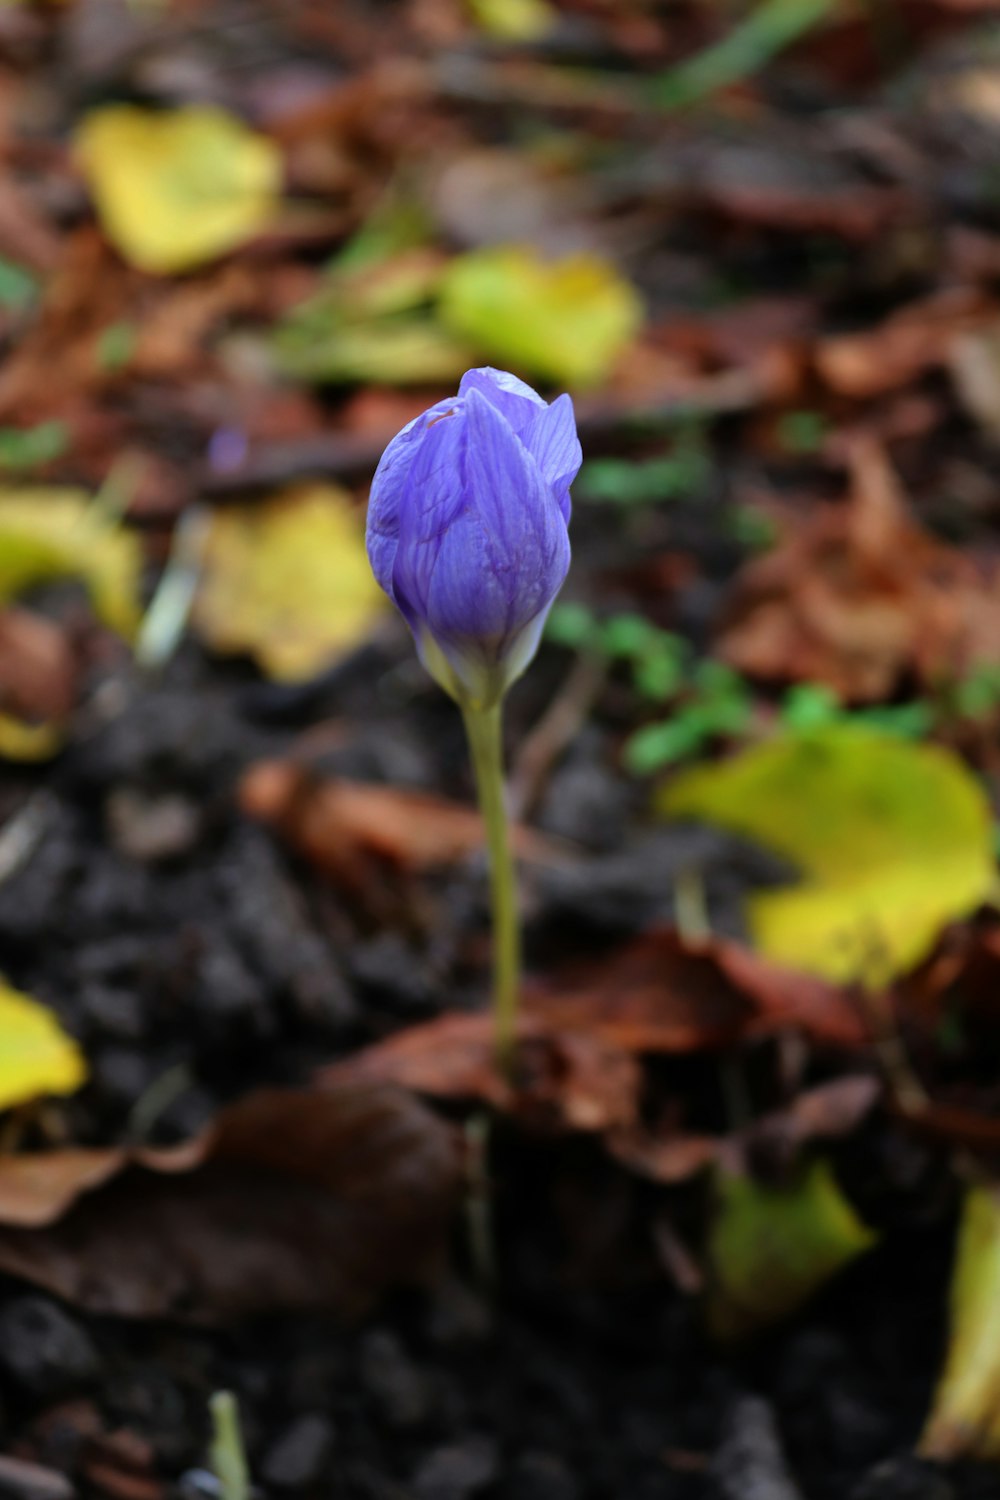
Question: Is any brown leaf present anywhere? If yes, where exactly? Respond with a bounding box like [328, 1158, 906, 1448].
[0, 1084, 459, 1323]
[241, 759, 560, 888]
[527, 928, 867, 1051]
[324, 1012, 641, 1134]
[0, 608, 76, 723]
[816, 288, 995, 399]
[719, 435, 1000, 700]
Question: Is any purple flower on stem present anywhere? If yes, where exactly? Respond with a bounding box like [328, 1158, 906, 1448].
[366, 367, 581, 707]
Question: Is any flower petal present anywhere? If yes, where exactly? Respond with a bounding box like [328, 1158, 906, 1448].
[365, 397, 458, 600]
[525, 392, 582, 520]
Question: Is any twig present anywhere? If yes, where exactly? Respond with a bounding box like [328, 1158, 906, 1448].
[508, 653, 606, 821]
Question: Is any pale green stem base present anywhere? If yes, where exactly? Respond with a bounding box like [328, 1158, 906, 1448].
[460, 699, 521, 1074]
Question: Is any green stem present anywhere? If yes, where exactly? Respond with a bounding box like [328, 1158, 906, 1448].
[461, 698, 521, 1073]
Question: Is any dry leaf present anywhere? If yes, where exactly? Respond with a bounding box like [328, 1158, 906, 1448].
[193, 485, 388, 682]
[0, 1084, 459, 1322]
[0, 979, 87, 1112]
[76, 105, 282, 276]
[719, 437, 1000, 700]
[241, 759, 558, 884]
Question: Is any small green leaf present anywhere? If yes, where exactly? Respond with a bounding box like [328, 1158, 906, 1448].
[707, 1156, 877, 1340]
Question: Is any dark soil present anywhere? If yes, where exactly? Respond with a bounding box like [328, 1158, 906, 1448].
[0, 615, 995, 1500]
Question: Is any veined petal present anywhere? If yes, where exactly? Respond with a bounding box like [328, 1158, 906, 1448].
[365, 396, 458, 600]
[524, 392, 582, 520]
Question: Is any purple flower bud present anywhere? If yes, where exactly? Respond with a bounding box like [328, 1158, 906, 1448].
[366, 367, 581, 705]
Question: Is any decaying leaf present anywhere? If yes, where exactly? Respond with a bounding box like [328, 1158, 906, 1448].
[241, 759, 560, 885]
[718, 436, 1000, 700]
[324, 1011, 640, 1134]
[193, 485, 388, 681]
[76, 105, 282, 276]
[661, 727, 995, 986]
[0, 486, 142, 640]
[0, 607, 76, 762]
[439, 244, 643, 389]
[0, 1084, 459, 1323]
[921, 1182, 1000, 1460]
[0, 979, 87, 1112]
[528, 927, 867, 1050]
[707, 1156, 877, 1340]
[816, 288, 995, 400]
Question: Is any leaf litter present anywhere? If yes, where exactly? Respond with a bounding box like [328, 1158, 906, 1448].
[2, 0, 1000, 1491]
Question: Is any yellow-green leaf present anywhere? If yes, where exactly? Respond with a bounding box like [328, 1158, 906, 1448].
[0, 714, 65, 763]
[439, 244, 643, 389]
[660, 727, 995, 985]
[468, 0, 556, 41]
[76, 105, 282, 275]
[193, 484, 389, 682]
[0, 486, 142, 640]
[0, 980, 87, 1111]
[707, 1156, 877, 1340]
[922, 1182, 1000, 1461]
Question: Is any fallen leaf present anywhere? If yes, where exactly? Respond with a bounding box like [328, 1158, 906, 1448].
[0, 486, 142, 640]
[816, 288, 995, 399]
[0, 608, 74, 723]
[0, 1084, 459, 1322]
[324, 1012, 641, 1134]
[660, 726, 995, 985]
[921, 1182, 1000, 1460]
[193, 484, 388, 681]
[439, 244, 643, 389]
[468, 0, 556, 41]
[241, 759, 558, 884]
[76, 105, 282, 275]
[0, 979, 87, 1112]
[707, 1156, 877, 1339]
[611, 1074, 881, 1185]
[718, 436, 1000, 700]
[528, 927, 867, 1050]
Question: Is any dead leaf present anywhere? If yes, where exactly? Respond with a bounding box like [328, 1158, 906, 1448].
[527, 928, 867, 1050]
[0, 1084, 459, 1323]
[192, 484, 388, 682]
[719, 436, 1000, 700]
[323, 1011, 641, 1134]
[241, 759, 559, 888]
[816, 288, 995, 399]
[609, 1074, 881, 1185]
[0, 607, 75, 724]
[76, 105, 283, 276]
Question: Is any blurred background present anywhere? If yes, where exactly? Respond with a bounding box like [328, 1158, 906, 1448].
[3, 2, 1000, 1499]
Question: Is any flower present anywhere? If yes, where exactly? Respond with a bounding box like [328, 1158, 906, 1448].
[366, 367, 581, 706]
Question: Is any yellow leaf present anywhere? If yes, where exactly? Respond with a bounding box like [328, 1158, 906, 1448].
[76, 105, 282, 275]
[193, 484, 389, 682]
[0, 486, 142, 640]
[921, 1182, 1000, 1461]
[708, 1157, 877, 1340]
[0, 980, 87, 1112]
[439, 244, 643, 389]
[660, 727, 995, 985]
[0, 714, 65, 763]
[467, 0, 556, 41]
